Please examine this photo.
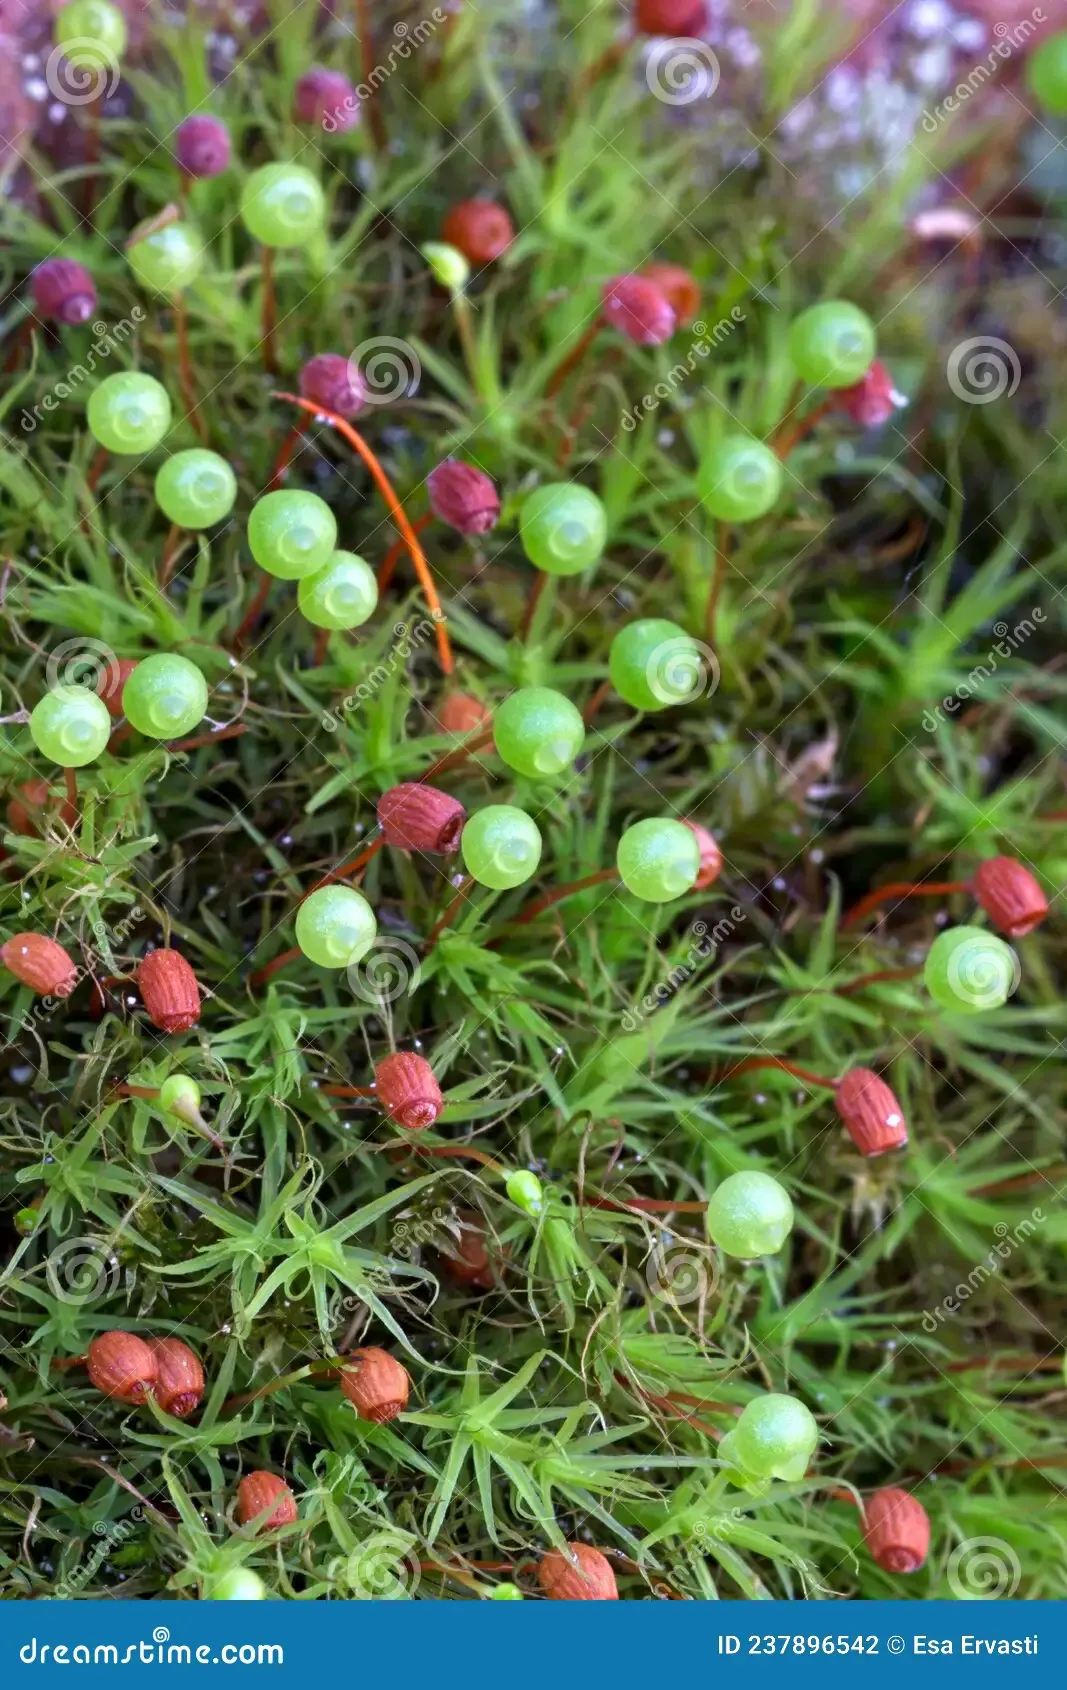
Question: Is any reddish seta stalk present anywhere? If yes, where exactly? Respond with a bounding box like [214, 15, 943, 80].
[841, 879, 967, 929]
[717, 1055, 838, 1091]
[378, 514, 430, 594]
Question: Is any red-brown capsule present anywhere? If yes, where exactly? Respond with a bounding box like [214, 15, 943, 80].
[0, 933, 78, 997]
[636, 0, 707, 33]
[87, 1331, 158, 1405]
[137, 949, 201, 1034]
[236, 1471, 298, 1532]
[149, 1337, 204, 1418]
[440, 1212, 497, 1290]
[435, 692, 492, 738]
[96, 658, 140, 720]
[862, 1487, 930, 1573]
[377, 783, 466, 855]
[374, 1051, 444, 1131]
[6, 779, 52, 837]
[299, 353, 365, 420]
[834, 1067, 908, 1156]
[339, 1347, 410, 1423]
[31, 258, 97, 326]
[683, 820, 723, 890]
[832, 360, 906, 429]
[971, 857, 1048, 938]
[426, 458, 501, 536]
[441, 198, 514, 265]
[601, 276, 676, 347]
[538, 1544, 619, 1601]
[641, 262, 701, 328]
[293, 66, 360, 132]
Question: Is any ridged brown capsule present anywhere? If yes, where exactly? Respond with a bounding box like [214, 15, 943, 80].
[96, 658, 140, 720]
[375, 1052, 444, 1130]
[862, 1487, 930, 1573]
[87, 1331, 158, 1405]
[339, 1347, 410, 1423]
[833, 360, 906, 429]
[601, 276, 676, 347]
[641, 262, 700, 328]
[538, 1544, 618, 1601]
[683, 820, 723, 890]
[426, 459, 501, 536]
[435, 692, 492, 738]
[441, 198, 514, 265]
[440, 1212, 497, 1290]
[6, 779, 52, 837]
[149, 1337, 204, 1418]
[971, 857, 1048, 938]
[377, 783, 466, 855]
[0, 933, 78, 997]
[834, 1067, 908, 1156]
[236, 1471, 298, 1532]
[137, 949, 201, 1034]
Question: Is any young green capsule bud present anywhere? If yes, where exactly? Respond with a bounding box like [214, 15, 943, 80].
[422, 241, 470, 293]
[506, 1169, 544, 1216]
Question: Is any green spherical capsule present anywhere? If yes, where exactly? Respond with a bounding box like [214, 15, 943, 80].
[616, 818, 700, 903]
[240, 163, 325, 247]
[204, 1568, 268, 1601]
[699, 436, 782, 523]
[493, 687, 584, 780]
[159, 1074, 202, 1123]
[294, 886, 376, 969]
[297, 550, 378, 630]
[461, 805, 542, 890]
[506, 1169, 544, 1216]
[719, 1393, 819, 1484]
[155, 449, 236, 529]
[489, 1583, 524, 1600]
[519, 483, 607, 576]
[55, 0, 127, 64]
[1028, 31, 1067, 114]
[248, 491, 337, 580]
[87, 372, 172, 455]
[788, 300, 876, 390]
[706, 1171, 794, 1259]
[121, 653, 209, 740]
[924, 925, 1019, 1015]
[30, 685, 111, 768]
[609, 618, 709, 712]
[128, 223, 204, 295]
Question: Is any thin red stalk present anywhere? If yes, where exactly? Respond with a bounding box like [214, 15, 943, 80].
[426, 875, 474, 946]
[582, 679, 612, 726]
[87, 444, 109, 492]
[718, 1055, 838, 1091]
[223, 1359, 339, 1415]
[841, 879, 968, 930]
[261, 247, 277, 375]
[355, 0, 387, 150]
[168, 722, 247, 753]
[273, 393, 453, 674]
[378, 513, 430, 593]
[233, 574, 272, 654]
[312, 628, 329, 666]
[61, 769, 78, 830]
[269, 416, 310, 492]
[3, 318, 33, 375]
[174, 294, 206, 441]
[321, 1084, 375, 1098]
[706, 522, 730, 647]
[774, 396, 835, 460]
[507, 866, 618, 929]
[115, 1084, 159, 1099]
[546, 320, 600, 399]
[248, 945, 301, 990]
[588, 1193, 707, 1214]
[834, 965, 921, 997]
[160, 524, 186, 590]
[520, 571, 548, 643]
[309, 835, 385, 896]
[421, 725, 494, 781]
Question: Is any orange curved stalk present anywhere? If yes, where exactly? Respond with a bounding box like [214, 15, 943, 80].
[272, 392, 452, 674]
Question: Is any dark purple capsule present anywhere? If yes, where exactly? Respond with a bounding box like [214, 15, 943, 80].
[30, 258, 97, 326]
[299, 354, 365, 420]
[174, 115, 231, 180]
[293, 68, 360, 134]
